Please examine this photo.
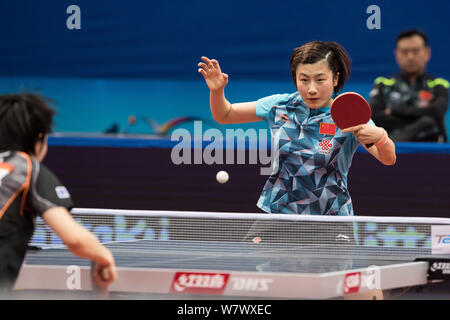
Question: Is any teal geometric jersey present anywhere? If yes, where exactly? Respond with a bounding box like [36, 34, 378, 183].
[256, 92, 375, 215]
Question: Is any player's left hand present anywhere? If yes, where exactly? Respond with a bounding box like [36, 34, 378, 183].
[342, 124, 384, 145]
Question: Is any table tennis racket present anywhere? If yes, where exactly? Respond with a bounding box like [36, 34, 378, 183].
[330, 92, 374, 148]
[90, 261, 110, 299]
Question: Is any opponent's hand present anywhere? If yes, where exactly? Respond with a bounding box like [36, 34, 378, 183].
[198, 56, 229, 92]
[92, 254, 118, 289]
[342, 124, 384, 145]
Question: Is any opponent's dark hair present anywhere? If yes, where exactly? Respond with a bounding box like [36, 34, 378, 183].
[396, 29, 429, 47]
[289, 41, 352, 95]
[0, 93, 55, 154]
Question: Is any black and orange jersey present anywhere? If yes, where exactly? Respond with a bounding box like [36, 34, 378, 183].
[0, 151, 73, 289]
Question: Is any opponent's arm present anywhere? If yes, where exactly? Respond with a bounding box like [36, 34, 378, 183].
[42, 207, 118, 288]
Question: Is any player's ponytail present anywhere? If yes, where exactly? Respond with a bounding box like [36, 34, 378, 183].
[326, 42, 351, 95]
[290, 41, 352, 95]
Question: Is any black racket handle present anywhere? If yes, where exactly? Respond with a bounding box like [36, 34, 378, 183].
[365, 143, 374, 148]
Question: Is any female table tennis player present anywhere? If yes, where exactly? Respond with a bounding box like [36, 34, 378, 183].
[198, 41, 396, 216]
[0, 94, 117, 293]
[199, 41, 396, 300]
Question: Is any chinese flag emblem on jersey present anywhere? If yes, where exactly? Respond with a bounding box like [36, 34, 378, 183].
[319, 123, 336, 135]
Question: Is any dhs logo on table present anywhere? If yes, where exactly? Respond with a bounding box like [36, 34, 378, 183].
[339, 265, 381, 295]
[170, 272, 229, 295]
[230, 277, 273, 292]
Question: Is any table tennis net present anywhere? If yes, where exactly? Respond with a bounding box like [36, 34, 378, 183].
[31, 208, 450, 259]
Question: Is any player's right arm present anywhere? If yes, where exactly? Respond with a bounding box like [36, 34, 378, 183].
[42, 207, 117, 288]
[198, 56, 261, 124]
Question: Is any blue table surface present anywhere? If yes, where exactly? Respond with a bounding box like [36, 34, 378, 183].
[24, 240, 445, 274]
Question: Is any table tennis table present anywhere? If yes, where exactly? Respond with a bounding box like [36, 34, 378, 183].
[13, 239, 450, 299]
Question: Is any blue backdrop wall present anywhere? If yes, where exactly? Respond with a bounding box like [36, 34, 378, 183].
[0, 0, 449, 134]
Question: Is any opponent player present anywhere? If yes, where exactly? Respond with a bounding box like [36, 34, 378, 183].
[0, 93, 117, 293]
[198, 41, 396, 216]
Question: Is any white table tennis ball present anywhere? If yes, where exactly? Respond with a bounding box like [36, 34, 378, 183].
[216, 170, 229, 184]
